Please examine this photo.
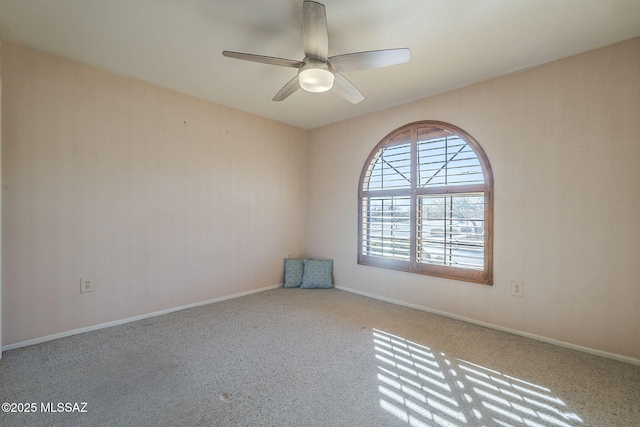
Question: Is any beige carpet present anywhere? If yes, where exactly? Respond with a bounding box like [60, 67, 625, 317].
[1, 288, 638, 426]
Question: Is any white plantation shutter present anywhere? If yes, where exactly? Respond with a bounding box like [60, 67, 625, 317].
[359, 121, 494, 285]
[417, 194, 485, 270]
[364, 133, 412, 191]
[361, 196, 411, 261]
[417, 130, 484, 188]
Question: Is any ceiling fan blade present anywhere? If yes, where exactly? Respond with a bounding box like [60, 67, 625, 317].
[302, 1, 328, 61]
[273, 76, 301, 101]
[332, 73, 364, 104]
[329, 48, 411, 72]
[222, 51, 304, 68]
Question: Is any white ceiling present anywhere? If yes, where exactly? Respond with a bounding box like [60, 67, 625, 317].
[1, 0, 639, 130]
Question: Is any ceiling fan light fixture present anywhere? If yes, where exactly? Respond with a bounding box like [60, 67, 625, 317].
[298, 62, 334, 93]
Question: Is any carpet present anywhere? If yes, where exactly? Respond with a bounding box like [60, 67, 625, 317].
[1, 288, 639, 426]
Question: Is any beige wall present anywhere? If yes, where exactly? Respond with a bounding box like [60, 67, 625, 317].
[307, 38, 640, 360]
[1, 42, 309, 346]
[2, 38, 639, 361]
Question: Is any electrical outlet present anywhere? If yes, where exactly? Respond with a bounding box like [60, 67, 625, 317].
[511, 281, 524, 297]
[80, 278, 94, 293]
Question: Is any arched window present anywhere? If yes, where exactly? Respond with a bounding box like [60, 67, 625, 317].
[358, 121, 494, 285]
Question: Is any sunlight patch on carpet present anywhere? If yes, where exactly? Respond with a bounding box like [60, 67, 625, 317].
[373, 329, 584, 427]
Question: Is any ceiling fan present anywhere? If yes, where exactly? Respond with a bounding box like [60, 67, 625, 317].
[222, 0, 410, 104]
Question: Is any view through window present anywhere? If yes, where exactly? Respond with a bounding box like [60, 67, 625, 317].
[358, 121, 494, 285]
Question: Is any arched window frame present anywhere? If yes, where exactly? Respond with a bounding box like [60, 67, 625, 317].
[358, 121, 494, 285]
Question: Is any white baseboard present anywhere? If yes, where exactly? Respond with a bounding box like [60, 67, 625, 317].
[3, 284, 282, 352]
[7, 283, 638, 366]
[335, 285, 640, 366]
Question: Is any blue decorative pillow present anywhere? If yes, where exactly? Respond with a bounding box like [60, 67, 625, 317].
[301, 259, 334, 289]
[284, 258, 305, 288]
